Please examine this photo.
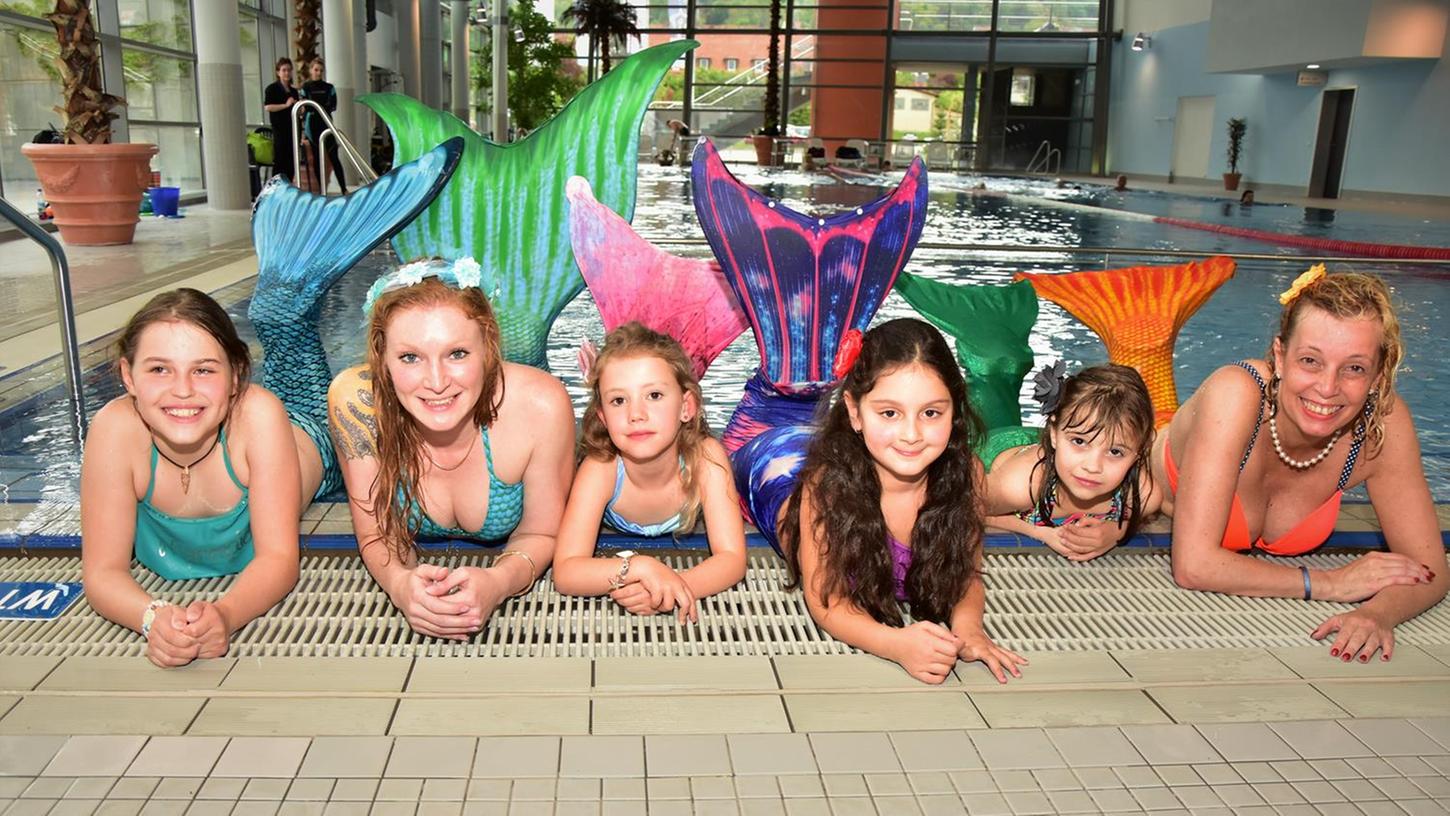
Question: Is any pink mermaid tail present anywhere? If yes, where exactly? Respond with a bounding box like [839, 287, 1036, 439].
[1015, 255, 1237, 426]
[566, 175, 748, 380]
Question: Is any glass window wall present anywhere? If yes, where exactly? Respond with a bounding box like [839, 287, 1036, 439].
[0, 16, 63, 209]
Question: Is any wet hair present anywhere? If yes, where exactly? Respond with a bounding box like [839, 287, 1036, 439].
[275, 57, 293, 72]
[115, 288, 251, 409]
[1269, 271, 1401, 459]
[365, 276, 505, 561]
[1032, 364, 1154, 542]
[580, 322, 711, 535]
[780, 317, 986, 626]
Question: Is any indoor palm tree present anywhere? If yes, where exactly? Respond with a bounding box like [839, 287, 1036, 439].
[561, 0, 639, 82]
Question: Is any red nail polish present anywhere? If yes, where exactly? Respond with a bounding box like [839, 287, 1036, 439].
[1382, 654, 1391, 661]
[1342, 653, 1352, 662]
[1330, 648, 1339, 656]
[1359, 655, 1369, 663]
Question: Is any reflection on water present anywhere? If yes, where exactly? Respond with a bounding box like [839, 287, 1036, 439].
[4, 163, 1449, 502]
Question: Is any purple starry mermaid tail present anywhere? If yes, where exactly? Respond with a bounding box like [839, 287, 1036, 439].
[690, 138, 928, 549]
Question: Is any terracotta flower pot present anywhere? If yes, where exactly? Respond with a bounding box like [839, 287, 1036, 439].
[21, 142, 159, 246]
[1223, 172, 1242, 192]
[753, 134, 775, 167]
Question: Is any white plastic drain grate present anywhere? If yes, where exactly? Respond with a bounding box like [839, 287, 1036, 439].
[4, 551, 1450, 657]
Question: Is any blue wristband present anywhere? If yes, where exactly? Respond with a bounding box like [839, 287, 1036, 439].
[1300, 566, 1312, 601]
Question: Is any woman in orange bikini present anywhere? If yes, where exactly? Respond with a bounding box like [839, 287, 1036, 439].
[1152, 267, 1446, 663]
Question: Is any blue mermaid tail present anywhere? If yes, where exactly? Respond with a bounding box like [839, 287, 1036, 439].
[691, 138, 928, 549]
[249, 137, 465, 498]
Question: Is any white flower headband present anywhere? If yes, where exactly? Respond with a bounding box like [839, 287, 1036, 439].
[361, 257, 492, 316]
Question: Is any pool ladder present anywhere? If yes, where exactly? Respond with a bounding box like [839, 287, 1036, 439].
[1027, 139, 1062, 175]
[289, 100, 378, 191]
[0, 197, 87, 446]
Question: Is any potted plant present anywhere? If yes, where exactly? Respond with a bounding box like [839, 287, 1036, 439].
[20, 0, 157, 245]
[1223, 116, 1246, 191]
[753, 0, 783, 166]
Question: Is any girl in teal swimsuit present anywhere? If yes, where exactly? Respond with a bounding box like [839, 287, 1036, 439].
[984, 364, 1160, 561]
[81, 290, 321, 668]
[552, 323, 746, 622]
[328, 260, 575, 641]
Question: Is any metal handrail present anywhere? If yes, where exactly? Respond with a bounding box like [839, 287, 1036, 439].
[641, 237, 1450, 265]
[291, 99, 376, 189]
[1026, 139, 1061, 174]
[0, 197, 86, 445]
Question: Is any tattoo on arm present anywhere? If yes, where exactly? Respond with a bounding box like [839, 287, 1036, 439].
[330, 386, 378, 460]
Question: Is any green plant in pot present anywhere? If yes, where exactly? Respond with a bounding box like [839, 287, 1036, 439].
[1223, 116, 1246, 192]
[20, 0, 158, 245]
[753, 0, 783, 166]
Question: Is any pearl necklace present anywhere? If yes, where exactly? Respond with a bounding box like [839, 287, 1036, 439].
[1269, 415, 1342, 470]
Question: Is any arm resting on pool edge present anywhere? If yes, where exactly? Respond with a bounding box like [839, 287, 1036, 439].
[676, 437, 748, 598]
[551, 456, 628, 596]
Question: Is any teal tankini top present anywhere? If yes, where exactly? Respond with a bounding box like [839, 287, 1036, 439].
[407, 426, 524, 541]
[134, 429, 254, 580]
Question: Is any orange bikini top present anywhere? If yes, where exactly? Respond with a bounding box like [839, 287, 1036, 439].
[1165, 361, 1364, 557]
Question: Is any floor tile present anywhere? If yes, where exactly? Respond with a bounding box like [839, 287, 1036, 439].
[66, 778, 118, 799]
[110, 778, 161, 799]
[418, 779, 466, 802]
[1306, 758, 1357, 780]
[52, 800, 101, 816]
[42, 737, 148, 777]
[384, 737, 476, 778]
[374, 778, 422, 801]
[591, 694, 789, 735]
[242, 778, 293, 800]
[690, 775, 736, 799]
[1043, 726, 1144, 767]
[1384, 755, 1436, 776]
[38, 658, 233, 692]
[1346, 757, 1399, 778]
[906, 771, 954, 795]
[284, 779, 335, 802]
[330, 780, 381, 801]
[726, 735, 816, 776]
[391, 697, 589, 736]
[772, 655, 927, 689]
[1267, 759, 1320, 782]
[1115, 765, 1161, 788]
[1146, 682, 1346, 723]
[1339, 718, 1447, 756]
[0, 658, 61, 692]
[297, 737, 392, 778]
[1193, 723, 1297, 762]
[1169, 784, 1221, 808]
[0, 697, 203, 735]
[553, 778, 600, 801]
[989, 769, 1038, 791]
[97, 802, 147, 816]
[472, 737, 560, 778]
[1001, 789, 1053, 815]
[558, 736, 643, 778]
[196, 778, 247, 800]
[154, 778, 203, 800]
[777, 775, 824, 797]
[406, 658, 591, 693]
[1119, 724, 1221, 765]
[1411, 717, 1450, 750]
[970, 689, 1167, 728]
[1109, 648, 1299, 683]
[1033, 767, 1083, 791]
[786, 692, 983, 732]
[958, 792, 1011, 815]
[643, 735, 730, 777]
[23, 777, 74, 797]
[1044, 789, 1096, 814]
[221, 658, 411, 693]
[888, 731, 982, 772]
[124, 737, 229, 778]
[966, 729, 1063, 770]
[1270, 645, 1450, 679]
[211, 737, 311, 777]
[1265, 720, 1374, 759]
[1191, 763, 1240, 785]
[955, 651, 1129, 687]
[593, 657, 777, 692]
[188, 698, 394, 736]
[808, 733, 901, 774]
[0, 736, 68, 775]
[1314, 680, 1450, 717]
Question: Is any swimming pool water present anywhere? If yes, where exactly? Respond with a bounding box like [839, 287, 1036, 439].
[3, 163, 1448, 503]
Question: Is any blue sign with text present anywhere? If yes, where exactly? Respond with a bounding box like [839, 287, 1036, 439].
[0, 582, 83, 620]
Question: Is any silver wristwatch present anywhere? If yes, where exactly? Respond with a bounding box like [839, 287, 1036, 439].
[608, 550, 638, 590]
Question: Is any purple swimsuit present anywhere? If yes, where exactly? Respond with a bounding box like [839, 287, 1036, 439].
[889, 536, 912, 601]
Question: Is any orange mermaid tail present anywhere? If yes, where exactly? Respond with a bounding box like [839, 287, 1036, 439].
[1015, 255, 1236, 426]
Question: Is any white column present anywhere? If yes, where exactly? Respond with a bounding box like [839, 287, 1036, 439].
[451, 1, 470, 121]
[397, 0, 422, 99]
[352, 0, 371, 179]
[322, 0, 357, 182]
[194, 0, 250, 209]
[420, 0, 444, 107]
[491, 0, 508, 140]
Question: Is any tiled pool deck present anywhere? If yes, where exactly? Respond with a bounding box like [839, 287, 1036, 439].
[5, 201, 1450, 815]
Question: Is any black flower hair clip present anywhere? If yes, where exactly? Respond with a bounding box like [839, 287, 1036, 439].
[1031, 360, 1068, 415]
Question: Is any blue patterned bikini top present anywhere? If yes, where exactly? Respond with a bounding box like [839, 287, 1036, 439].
[408, 426, 524, 541]
[1016, 480, 1126, 527]
[134, 428, 254, 580]
[601, 456, 685, 538]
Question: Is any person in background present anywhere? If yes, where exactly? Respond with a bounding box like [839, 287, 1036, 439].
[263, 58, 301, 183]
[301, 58, 348, 196]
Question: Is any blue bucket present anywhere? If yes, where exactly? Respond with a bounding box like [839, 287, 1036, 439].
[149, 186, 180, 217]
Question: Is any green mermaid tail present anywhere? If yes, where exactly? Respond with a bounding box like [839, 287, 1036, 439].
[894, 273, 1039, 431]
[359, 40, 697, 367]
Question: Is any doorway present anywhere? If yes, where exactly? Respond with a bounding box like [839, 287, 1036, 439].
[1309, 88, 1355, 199]
[1170, 96, 1214, 182]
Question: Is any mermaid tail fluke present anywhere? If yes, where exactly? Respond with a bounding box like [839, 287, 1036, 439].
[894, 273, 1038, 431]
[360, 41, 698, 367]
[1015, 256, 1237, 426]
[691, 137, 929, 549]
[249, 137, 465, 496]
[566, 176, 747, 380]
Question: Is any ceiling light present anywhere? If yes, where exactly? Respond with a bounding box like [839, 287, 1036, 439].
[1306, 64, 1321, 69]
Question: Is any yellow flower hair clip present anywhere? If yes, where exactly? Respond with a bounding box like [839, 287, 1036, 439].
[1279, 264, 1327, 306]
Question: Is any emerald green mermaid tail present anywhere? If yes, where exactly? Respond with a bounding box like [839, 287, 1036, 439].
[249, 138, 465, 497]
[894, 273, 1039, 430]
[360, 40, 698, 367]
